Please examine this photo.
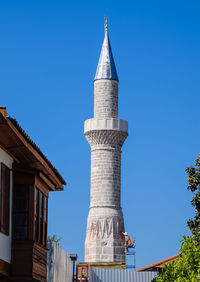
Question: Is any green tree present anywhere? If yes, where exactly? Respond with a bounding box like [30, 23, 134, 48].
[153, 234, 200, 282]
[47, 234, 63, 244]
[186, 155, 200, 240]
[153, 155, 200, 282]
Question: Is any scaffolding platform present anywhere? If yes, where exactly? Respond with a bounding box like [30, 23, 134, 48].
[125, 239, 136, 270]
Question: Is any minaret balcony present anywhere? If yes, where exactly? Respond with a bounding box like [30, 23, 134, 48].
[84, 118, 128, 134]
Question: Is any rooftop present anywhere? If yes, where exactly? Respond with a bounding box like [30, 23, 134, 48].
[136, 254, 180, 272]
[0, 107, 66, 190]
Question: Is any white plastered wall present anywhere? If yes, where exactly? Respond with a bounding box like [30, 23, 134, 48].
[0, 147, 13, 263]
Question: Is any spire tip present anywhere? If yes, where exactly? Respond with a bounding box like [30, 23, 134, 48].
[105, 17, 108, 34]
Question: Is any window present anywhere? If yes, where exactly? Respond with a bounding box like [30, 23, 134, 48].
[13, 184, 29, 240]
[0, 163, 10, 235]
[34, 188, 48, 246]
[44, 196, 48, 246]
[40, 192, 43, 244]
[35, 188, 39, 242]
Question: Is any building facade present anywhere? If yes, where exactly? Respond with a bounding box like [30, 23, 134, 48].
[0, 107, 66, 281]
[84, 23, 128, 263]
[0, 147, 13, 275]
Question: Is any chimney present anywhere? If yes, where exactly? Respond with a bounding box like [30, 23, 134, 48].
[0, 107, 7, 118]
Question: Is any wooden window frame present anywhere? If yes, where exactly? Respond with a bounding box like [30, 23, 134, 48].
[34, 187, 39, 242]
[34, 187, 48, 247]
[44, 196, 48, 246]
[0, 163, 10, 236]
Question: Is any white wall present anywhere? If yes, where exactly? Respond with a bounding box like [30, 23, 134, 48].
[0, 147, 13, 263]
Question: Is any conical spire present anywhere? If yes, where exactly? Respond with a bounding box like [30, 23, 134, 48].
[94, 20, 119, 82]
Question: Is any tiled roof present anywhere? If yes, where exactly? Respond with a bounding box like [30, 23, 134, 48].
[136, 254, 180, 272]
[8, 116, 66, 186]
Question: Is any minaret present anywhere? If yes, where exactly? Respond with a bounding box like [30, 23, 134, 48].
[84, 20, 128, 263]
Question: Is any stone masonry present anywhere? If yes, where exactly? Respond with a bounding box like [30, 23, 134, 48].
[94, 80, 118, 118]
[84, 25, 128, 263]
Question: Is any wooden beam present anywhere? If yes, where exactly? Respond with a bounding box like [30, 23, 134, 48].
[12, 163, 37, 175]
[0, 259, 10, 277]
[0, 143, 20, 163]
[6, 145, 24, 150]
[39, 172, 56, 190]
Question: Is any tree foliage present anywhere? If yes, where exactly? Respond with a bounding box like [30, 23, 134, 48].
[186, 154, 200, 238]
[153, 234, 200, 282]
[47, 234, 63, 244]
[153, 155, 200, 282]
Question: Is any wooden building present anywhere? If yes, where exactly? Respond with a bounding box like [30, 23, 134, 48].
[0, 107, 66, 282]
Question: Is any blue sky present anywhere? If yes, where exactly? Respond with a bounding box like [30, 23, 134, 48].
[0, 0, 200, 269]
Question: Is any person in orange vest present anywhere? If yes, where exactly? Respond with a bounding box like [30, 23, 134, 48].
[122, 232, 134, 250]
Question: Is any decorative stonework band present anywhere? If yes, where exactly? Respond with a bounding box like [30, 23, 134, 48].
[85, 130, 128, 147]
[86, 216, 124, 241]
[84, 118, 128, 133]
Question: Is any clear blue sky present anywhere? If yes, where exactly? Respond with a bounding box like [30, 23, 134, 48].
[1, 0, 200, 269]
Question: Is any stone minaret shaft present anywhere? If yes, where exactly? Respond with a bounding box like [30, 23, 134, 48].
[84, 23, 128, 263]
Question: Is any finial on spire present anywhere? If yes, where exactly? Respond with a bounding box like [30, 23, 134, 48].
[94, 19, 119, 82]
[105, 17, 108, 34]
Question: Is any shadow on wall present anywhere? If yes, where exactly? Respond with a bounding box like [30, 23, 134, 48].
[47, 241, 72, 282]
